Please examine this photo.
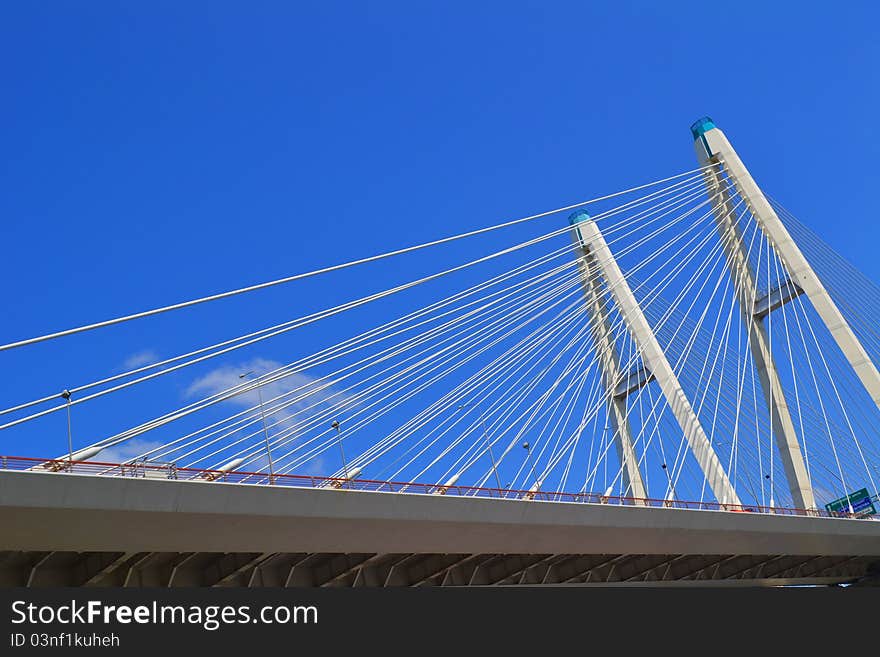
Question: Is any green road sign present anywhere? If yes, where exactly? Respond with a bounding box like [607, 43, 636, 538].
[825, 487, 876, 517]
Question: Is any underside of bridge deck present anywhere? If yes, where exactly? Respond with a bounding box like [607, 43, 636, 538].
[1, 550, 878, 587]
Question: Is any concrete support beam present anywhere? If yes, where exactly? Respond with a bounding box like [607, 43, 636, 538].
[246, 553, 307, 587]
[694, 121, 815, 510]
[122, 552, 177, 587]
[491, 555, 555, 585]
[517, 555, 570, 584]
[482, 555, 551, 585]
[440, 559, 484, 587]
[318, 553, 379, 587]
[622, 554, 683, 582]
[570, 216, 647, 501]
[0, 552, 49, 586]
[613, 364, 655, 400]
[555, 555, 620, 584]
[667, 554, 729, 581]
[78, 551, 135, 587]
[353, 554, 413, 587]
[208, 552, 267, 587]
[26, 552, 57, 587]
[571, 216, 740, 505]
[168, 552, 212, 586]
[286, 554, 329, 587]
[408, 554, 474, 586]
[754, 279, 805, 319]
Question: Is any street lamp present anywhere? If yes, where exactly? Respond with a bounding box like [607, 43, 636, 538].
[61, 389, 73, 472]
[660, 462, 677, 507]
[522, 441, 540, 492]
[765, 473, 776, 509]
[239, 371, 275, 484]
[457, 401, 502, 491]
[331, 419, 349, 481]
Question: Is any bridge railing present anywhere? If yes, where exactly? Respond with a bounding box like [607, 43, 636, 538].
[1, 454, 875, 521]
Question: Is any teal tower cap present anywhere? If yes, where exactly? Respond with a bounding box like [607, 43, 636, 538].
[690, 116, 716, 140]
[568, 209, 591, 225]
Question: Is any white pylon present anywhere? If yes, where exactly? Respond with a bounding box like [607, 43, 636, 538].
[692, 117, 816, 511]
[570, 213, 741, 506]
[570, 211, 647, 504]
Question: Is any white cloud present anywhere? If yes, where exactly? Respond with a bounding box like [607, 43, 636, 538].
[179, 359, 354, 478]
[302, 457, 325, 476]
[100, 439, 166, 464]
[122, 350, 158, 370]
[185, 358, 349, 426]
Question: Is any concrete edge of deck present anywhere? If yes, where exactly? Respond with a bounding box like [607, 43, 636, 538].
[2, 470, 880, 555]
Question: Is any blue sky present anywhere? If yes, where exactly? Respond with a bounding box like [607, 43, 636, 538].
[2, 1, 879, 480]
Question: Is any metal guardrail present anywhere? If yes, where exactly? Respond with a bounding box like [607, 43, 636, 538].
[1, 454, 876, 520]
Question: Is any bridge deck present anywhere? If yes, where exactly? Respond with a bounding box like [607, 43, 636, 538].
[1, 470, 879, 586]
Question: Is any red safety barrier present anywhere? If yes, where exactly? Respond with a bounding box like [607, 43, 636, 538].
[0, 454, 870, 520]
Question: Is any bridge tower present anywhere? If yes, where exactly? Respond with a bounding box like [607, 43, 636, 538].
[691, 117, 880, 510]
[568, 210, 647, 503]
[569, 211, 741, 506]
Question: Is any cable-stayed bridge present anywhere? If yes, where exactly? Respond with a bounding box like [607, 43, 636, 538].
[1, 118, 879, 587]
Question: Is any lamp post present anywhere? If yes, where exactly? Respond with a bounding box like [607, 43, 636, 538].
[457, 401, 502, 491]
[239, 371, 275, 484]
[331, 420, 349, 482]
[661, 463, 677, 507]
[61, 389, 73, 472]
[522, 441, 540, 491]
